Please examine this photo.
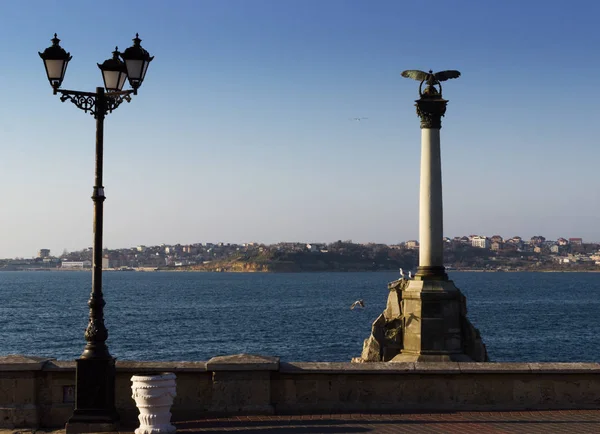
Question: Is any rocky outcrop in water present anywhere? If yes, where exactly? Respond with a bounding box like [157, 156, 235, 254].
[352, 278, 488, 363]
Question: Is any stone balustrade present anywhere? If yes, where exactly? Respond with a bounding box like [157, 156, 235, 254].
[2, 354, 600, 429]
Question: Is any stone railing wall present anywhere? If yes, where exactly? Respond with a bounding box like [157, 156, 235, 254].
[2, 354, 600, 429]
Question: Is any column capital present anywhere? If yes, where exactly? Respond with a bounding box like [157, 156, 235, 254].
[416, 94, 447, 129]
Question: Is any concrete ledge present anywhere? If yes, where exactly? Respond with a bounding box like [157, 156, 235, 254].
[207, 354, 279, 371]
[116, 360, 207, 372]
[458, 362, 532, 374]
[413, 362, 461, 373]
[0, 355, 55, 371]
[4, 354, 600, 429]
[38, 360, 209, 372]
[42, 360, 75, 370]
[281, 362, 415, 373]
[528, 362, 600, 373]
[280, 362, 598, 375]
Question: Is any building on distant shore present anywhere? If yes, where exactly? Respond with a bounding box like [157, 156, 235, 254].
[471, 236, 490, 249]
[405, 240, 419, 249]
[490, 235, 504, 244]
[491, 241, 502, 251]
[569, 238, 583, 245]
[61, 260, 92, 269]
[306, 243, 326, 252]
[530, 236, 546, 246]
[182, 245, 197, 254]
[38, 249, 50, 258]
[506, 236, 523, 248]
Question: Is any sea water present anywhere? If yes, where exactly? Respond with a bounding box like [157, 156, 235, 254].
[1, 271, 599, 362]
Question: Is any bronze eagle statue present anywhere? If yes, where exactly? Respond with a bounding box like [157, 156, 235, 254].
[401, 69, 460, 96]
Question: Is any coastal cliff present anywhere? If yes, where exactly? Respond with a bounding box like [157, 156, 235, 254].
[185, 261, 273, 272]
[177, 250, 416, 273]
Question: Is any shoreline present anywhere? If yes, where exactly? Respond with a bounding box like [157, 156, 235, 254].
[1, 268, 600, 273]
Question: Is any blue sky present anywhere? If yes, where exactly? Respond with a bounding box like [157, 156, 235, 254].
[0, 0, 598, 258]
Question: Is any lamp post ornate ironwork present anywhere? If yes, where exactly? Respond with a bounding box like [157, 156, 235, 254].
[39, 33, 153, 434]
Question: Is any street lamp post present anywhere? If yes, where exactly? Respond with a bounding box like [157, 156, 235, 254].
[39, 33, 153, 433]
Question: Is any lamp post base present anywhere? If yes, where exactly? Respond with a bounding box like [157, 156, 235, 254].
[66, 420, 119, 434]
[65, 357, 119, 434]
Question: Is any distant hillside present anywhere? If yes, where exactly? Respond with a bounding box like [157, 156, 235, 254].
[178, 249, 417, 272]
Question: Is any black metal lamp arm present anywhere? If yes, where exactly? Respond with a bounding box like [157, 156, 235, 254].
[57, 88, 134, 118]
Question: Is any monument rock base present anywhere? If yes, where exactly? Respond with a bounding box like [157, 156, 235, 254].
[352, 278, 488, 363]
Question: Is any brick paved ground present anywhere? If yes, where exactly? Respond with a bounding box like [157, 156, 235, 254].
[5, 410, 600, 434]
[174, 411, 600, 433]
[172, 410, 600, 434]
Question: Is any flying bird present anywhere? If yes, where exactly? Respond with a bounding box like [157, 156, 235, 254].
[350, 299, 365, 310]
[349, 117, 368, 121]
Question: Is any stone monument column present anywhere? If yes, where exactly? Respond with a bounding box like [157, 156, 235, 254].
[352, 71, 487, 364]
[390, 70, 487, 362]
[416, 95, 447, 280]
